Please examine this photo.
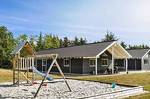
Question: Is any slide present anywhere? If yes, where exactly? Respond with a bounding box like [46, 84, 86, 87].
[32, 66, 53, 81]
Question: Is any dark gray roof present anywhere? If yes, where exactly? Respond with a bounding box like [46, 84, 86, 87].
[11, 41, 27, 55]
[127, 49, 150, 58]
[36, 41, 115, 58]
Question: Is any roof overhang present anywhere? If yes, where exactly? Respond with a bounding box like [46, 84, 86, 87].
[142, 49, 150, 59]
[96, 41, 132, 59]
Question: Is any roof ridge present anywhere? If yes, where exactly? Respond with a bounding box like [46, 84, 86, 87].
[126, 48, 150, 50]
[38, 40, 117, 51]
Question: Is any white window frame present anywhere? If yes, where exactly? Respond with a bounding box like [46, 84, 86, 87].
[42, 59, 47, 66]
[101, 58, 108, 66]
[64, 58, 70, 67]
[89, 58, 96, 67]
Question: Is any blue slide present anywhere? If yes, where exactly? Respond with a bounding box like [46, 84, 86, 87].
[32, 66, 53, 81]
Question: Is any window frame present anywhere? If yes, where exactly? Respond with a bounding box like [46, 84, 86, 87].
[64, 58, 70, 67]
[89, 58, 96, 67]
[101, 58, 108, 66]
[42, 59, 47, 67]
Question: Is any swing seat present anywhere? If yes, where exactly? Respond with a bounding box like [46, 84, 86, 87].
[46, 76, 53, 81]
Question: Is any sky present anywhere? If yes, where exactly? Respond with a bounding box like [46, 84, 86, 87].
[0, 0, 150, 45]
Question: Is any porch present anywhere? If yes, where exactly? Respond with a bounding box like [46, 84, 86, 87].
[86, 42, 132, 75]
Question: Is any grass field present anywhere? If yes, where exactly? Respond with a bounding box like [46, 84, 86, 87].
[0, 68, 150, 99]
[0, 68, 61, 83]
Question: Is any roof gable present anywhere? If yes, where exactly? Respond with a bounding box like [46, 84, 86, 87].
[12, 41, 34, 56]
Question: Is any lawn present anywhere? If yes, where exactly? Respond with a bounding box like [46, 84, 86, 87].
[0, 68, 61, 83]
[0, 68, 150, 99]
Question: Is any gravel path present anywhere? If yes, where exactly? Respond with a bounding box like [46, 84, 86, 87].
[0, 79, 132, 99]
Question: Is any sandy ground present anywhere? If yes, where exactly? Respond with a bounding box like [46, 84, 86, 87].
[0, 79, 134, 99]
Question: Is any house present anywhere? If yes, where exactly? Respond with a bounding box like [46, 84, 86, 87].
[127, 49, 150, 71]
[35, 41, 132, 75]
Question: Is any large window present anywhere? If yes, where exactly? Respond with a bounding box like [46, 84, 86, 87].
[89, 59, 95, 67]
[42, 59, 47, 66]
[144, 59, 149, 65]
[101, 59, 108, 66]
[64, 58, 70, 67]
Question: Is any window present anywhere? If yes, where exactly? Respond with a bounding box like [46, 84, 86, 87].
[64, 58, 70, 67]
[144, 59, 149, 65]
[89, 59, 95, 67]
[101, 59, 108, 66]
[34, 59, 37, 67]
[42, 59, 47, 66]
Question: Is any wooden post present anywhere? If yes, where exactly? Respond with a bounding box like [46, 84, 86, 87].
[27, 57, 29, 84]
[17, 58, 20, 86]
[112, 47, 114, 74]
[126, 58, 128, 74]
[13, 57, 16, 84]
[32, 57, 35, 81]
[69, 58, 72, 74]
[95, 57, 98, 75]
[34, 54, 71, 98]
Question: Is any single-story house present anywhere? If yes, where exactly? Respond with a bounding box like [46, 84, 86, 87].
[114, 48, 150, 71]
[127, 49, 150, 70]
[35, 41, 132, 75]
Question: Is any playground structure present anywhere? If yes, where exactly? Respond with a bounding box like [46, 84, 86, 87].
[12, 41, 71, 98]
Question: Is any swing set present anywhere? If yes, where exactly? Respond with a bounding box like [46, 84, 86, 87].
[12, 41, 71, 98]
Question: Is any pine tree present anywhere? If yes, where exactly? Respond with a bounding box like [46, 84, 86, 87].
[59, 39, 63, 47]
[120, 41, 127, 49]
[80, 37, 87, 45]
[63, 37, 69, 47]
[44, 34, 53, 49]
[17, 34, 28, 43]
[101, 30, 118, 42]
[29, 35, 37, 50]
[74, 36, 80, 45]
[36, 32, 44, 51]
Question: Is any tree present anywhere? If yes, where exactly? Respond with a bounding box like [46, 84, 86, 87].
[36, 32, 44, 51]
[79, 37, 87, 45]
[29, 35, 37, 50]
[101, 31, 118, 42]
[63, 37, 70, 47]
[44, 34, 53, 49]
[0, 26, 15, 68]
[44, 34, 60, 49]
[17, 34, 28, 43]
[120, 41, 127, 49]
[53, 36, 60, 48]
[73, 37, 80, 45]
[128, 44, 149, 49]
[59, 39, 63, 47]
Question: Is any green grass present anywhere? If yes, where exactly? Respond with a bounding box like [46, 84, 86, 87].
[0, 68, 150, 98]
[0, 68, 61, 83]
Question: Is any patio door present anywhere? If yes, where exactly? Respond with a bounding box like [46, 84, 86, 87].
[42, 59, 47, 73]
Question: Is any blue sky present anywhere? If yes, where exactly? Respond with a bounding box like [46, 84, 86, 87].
[0, 0, 150, 45]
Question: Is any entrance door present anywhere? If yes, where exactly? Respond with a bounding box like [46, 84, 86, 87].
[136, 59, 141, 70]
